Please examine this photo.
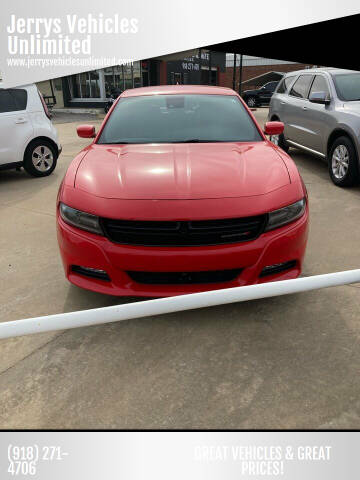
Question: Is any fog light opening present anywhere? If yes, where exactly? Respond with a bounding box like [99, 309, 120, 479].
[71, 265, 111, 281]
[260, 260, 297, 278]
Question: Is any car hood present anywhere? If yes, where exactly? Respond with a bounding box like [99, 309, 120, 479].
[74, 142, 290, 200]
[342, 101, 360, 115]
[243, 89, 258, 95]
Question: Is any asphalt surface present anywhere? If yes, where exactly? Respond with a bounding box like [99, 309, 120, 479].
[1, 108, 360, 429]
[51, 111, 103, 124]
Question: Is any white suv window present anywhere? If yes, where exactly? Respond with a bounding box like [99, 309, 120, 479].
[0, 89, 27, 113]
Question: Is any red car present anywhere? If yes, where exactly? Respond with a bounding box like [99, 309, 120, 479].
[57, 85, 308, 297]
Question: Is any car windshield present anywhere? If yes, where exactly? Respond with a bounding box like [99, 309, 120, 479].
[97, 94, 262, 144]
[332, 73, 360, 101]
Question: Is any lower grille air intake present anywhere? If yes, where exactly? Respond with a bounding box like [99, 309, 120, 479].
[71, 265, 111, 281]
[259, 260, 297, 277]
[127, 269, 242, 285]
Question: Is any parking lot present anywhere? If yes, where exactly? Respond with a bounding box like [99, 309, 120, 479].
[1, 108, 360, 429]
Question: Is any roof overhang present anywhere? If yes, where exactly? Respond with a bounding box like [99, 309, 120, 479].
[204, 14, 360, 71]
[242, 71, 284, 86]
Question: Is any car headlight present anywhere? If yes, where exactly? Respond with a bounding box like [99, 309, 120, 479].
[265, 198, 306, 232]
[59, 203, 103, 235]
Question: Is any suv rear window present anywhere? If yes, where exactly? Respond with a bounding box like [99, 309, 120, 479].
[0, 88, 27, 113]
[290, 75, 313, 99]
[309, 75, 330, 97]
[276, 76, 295, 94]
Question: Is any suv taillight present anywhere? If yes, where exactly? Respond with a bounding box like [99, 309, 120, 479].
[38, 90, 51, 120]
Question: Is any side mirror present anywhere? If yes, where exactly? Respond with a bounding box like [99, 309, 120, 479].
[77, 125, 96, 138]
[309, 91, 330, 105]
[264, 121, 284, 136]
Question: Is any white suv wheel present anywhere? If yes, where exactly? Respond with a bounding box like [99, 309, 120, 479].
[32, 145, 54, 172]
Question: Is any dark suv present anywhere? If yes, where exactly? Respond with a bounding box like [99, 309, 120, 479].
[242, 81, 280, 107]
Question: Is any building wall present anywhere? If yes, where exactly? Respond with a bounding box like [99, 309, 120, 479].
[160, 51, 225, 86]
[159, 61, 167, 85]
[37, 79, 64, 108]
[220, 63, 314, 91]
[226, 54, 302, 68]
[35, 53, 227, 109]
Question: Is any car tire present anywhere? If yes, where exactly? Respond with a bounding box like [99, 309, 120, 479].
[270, 132, 289, 152]
[328, 136, 359, 187]
[23, 139, 58, 177]
[246, 96, 257, 108]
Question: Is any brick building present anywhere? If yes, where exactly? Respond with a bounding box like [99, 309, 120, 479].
[37, 50, 226, 111]
[220, 55, 315, 92]
[37, 52, 316, 111]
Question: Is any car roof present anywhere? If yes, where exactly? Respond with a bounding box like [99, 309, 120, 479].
[0, 83, 34, 90]
[121, 85, 236, 97]
[283, 68, 357, 77]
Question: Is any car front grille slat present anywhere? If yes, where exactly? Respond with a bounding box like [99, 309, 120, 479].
[105, 220, 180, 232]
[127, 269, 242, 285]
[189, 219, 261, 230]
[101, 215, 267, 246]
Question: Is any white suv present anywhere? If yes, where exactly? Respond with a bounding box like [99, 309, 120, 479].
[0, 83, 61, 177]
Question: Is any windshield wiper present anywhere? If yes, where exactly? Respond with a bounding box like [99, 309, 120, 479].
[99, 141, 135, 144]
[99, 139, 229, 144]
[172, 139, 226, 143]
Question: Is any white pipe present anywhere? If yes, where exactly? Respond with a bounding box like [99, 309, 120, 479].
[1, 269, 360, 340]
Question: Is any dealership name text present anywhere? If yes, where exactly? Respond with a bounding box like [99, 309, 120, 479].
[7, 14, 139, 55]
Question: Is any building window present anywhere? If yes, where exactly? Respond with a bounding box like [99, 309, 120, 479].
[54, 78, 62, 91]
[79, 72, 90, 98]
[103, 61, 142, 96]
[171, 72, 182, 84]
[68, 62, 142, 101]
[142, 61, 149, 86]
[123, 64, 133, 90]
[104, 66, 124, 96]
[133, 62, 141, 88]
[90, 71, 100, 97]
[201, 67, 218, 85]
[69, 71, 101, 99]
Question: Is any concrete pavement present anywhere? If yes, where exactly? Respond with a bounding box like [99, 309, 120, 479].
[1, 109, 360, 429]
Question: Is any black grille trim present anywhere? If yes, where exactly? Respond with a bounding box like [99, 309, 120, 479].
[259, 260, 297, 278]
[127, 269, 242, 285]
[71, 265, 111, 281]
[101, 215, 267, 246]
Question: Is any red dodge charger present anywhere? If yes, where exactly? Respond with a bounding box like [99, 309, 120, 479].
[57, 85, 308, 297]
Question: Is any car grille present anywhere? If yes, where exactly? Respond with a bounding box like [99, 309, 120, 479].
[100, 215, 267, 246]
[127, 269, 242, 285]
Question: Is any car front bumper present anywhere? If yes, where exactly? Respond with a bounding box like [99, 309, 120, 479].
[56, 206, 309, 297]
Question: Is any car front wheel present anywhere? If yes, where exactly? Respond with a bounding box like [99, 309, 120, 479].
[246, 96, 256, 108]
[270, 133, 289, 152]
[23, 139, 58, 177]
[329, 136, 359, 187]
